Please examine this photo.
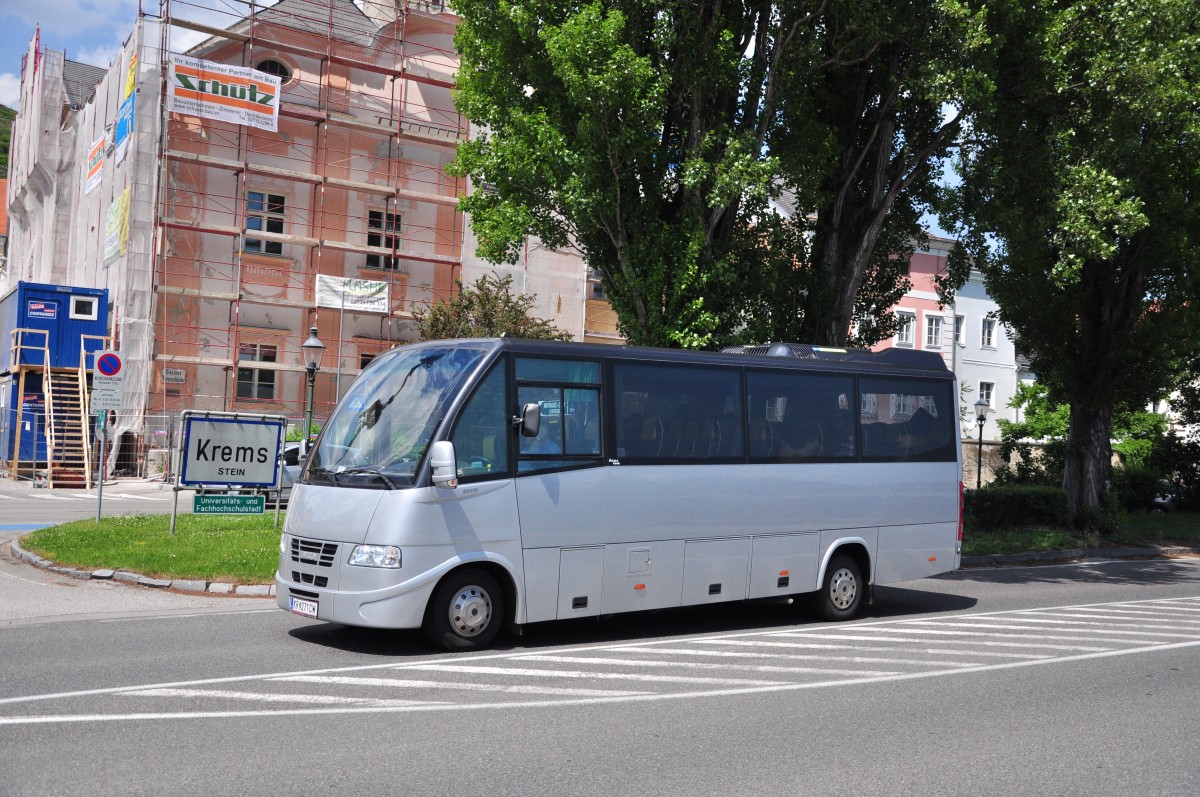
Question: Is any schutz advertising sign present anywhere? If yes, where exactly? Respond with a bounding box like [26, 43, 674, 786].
[179, 412, 285, 487]
[167, 53, 281, 132]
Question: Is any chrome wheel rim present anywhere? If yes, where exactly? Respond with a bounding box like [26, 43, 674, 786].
[828, 567, 858, 610]
[448, 584, 493, 638]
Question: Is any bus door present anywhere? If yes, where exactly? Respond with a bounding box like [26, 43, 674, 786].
[510, 357, 610, 623]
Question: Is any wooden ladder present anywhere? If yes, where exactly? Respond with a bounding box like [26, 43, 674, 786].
[44, 368, 92, 488]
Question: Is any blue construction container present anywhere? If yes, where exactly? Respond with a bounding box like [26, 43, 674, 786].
[0, 281, 110, 373]
[0, 282, 110, 471]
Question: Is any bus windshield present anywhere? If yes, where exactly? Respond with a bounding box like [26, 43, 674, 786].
[305, 344, 487, 488]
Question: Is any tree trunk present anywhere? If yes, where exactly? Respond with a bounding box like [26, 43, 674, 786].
[1061, 402, 1113, 528]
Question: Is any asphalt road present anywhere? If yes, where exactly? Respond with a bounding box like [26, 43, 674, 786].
[1, 517, 1197, 797]
[0, 476, 192, 528]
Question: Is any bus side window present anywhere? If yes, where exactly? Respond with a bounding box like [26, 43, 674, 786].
[613, 362, 741, 462]
[451, 365, 509, 478]
[858, 377, 955, 462]
[747, 370, 854, 462]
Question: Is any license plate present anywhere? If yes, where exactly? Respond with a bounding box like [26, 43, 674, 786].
[289, 596, 319, 619]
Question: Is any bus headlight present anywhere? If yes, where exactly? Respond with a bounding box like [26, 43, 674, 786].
[348, 545, 402, 568]
[279, 533, 290, 555]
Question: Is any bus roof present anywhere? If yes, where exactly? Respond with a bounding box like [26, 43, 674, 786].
[397, 338, 954, 380]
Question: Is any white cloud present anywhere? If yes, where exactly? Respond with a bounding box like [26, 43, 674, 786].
[0, 72, 19, 108]
[5, 1, 140, 38]
[74, 43, 122, 68]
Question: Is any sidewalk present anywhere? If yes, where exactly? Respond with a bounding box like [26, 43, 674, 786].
[961, 545, 1200, 567]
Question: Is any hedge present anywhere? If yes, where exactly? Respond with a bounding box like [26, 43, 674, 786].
[965, 484, 1070, 531]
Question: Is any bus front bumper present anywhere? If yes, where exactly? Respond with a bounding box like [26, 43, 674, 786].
[275, 569, 437, 630]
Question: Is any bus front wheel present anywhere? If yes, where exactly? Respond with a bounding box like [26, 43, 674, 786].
[812, 554, 863, 622]
[424, 568, 504, 651]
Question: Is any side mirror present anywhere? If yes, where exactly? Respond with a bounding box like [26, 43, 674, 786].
[429, 440, 458, 488]
[518, 402, 541, 438]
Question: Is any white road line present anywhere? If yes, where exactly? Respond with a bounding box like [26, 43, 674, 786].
[0, 494, 28, 501]
[614, 643, 979, 667]
[687, 638, 1051, 660]
[898, 620, 1185, 643]
[274, 675, 650, 698]
[513, 653, 902, 677]
[774, 631, 1110, 652]
[122, 687, 435, 707]
[867, 626, 1152, 647]
[599, 646, 982, 668]
[1036, 604, 1200, 616]
[1020, 610, 1200, 626]
[686, 643, 1051, 657]
[969, 616, 1200, 634]
[3, 639, 1198, 726]
[23, 493, 82, 501]
[398, 663, 789, 687]
[1147, 601, 1200, 612]
[102, 493, 168, 502]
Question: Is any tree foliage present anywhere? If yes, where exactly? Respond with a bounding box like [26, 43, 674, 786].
[0, 105, 15, 175]
[413, 272, 571, 341]
[450, 0, 988, 349]
[996, 383, 1169, 488]
[943, 0, 1200, 523]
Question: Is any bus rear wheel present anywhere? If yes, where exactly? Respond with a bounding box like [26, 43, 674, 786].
[424, 568, 504, 651]
[811, 554, 863, 622]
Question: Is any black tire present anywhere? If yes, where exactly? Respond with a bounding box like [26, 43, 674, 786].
[811, 554, 864, 622]
[423, 568, 505, 651]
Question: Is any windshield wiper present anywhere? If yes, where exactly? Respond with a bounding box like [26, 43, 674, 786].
[305, 466, 343, 487]
[334, 466, 400, 490]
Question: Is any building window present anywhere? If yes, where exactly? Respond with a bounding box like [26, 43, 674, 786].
[366, 209, 402, 270]
[245, 191, 285, 255]
[955, 315, 965, 345]
[981, 317, 996, 348]
[587, 268, 607, 300]
[70, 296, 98, 320]
[925, 315, 943, 348]
[895, 312, 915, 346]
[255, 58, 292, 82]
[237, 342, 277, 400]
[979, 381, 994, 409]
[360, 352, 377, 370]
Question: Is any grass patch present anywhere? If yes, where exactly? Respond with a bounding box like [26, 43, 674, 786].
[1110, 512, 1200, 547]
[962, 527, 1083, 557]
[963, 511, 1200, 557]
[22, 514, 282, 583]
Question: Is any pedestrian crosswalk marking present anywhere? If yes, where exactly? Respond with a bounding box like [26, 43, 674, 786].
[1, 596, 1198, 726]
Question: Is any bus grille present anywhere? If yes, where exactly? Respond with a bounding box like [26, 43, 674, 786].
[292, 571, 329, 588]
[290, 538, 338, 568]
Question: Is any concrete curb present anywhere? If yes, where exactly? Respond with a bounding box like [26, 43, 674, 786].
[9, 535, 276, 597]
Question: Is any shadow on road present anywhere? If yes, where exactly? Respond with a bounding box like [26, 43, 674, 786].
[288, 586, 979, 657]
[934, 557, 1200, 587]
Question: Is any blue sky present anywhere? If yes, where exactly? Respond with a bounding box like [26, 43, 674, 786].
[1, 1, 143, 108]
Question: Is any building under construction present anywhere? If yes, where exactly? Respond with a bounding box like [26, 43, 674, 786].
[3, 0, 604, 481]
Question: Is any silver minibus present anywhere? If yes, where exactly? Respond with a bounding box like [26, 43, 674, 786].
[278, 339, 962, 649]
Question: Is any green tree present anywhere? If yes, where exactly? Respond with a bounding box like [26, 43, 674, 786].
[996, 382, 1168, 487]
[944, 0, 1200, 523]
[0, 105, 15, 176]
[413, 272, 571, 341]
[450, 0, 988, 349]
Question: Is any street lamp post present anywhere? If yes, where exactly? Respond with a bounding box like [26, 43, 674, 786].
[974, 397, 989, 490]
[301, 326, 325, 455]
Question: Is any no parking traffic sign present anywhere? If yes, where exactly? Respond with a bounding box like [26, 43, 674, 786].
[92, 350, 126, 410]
